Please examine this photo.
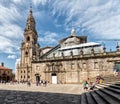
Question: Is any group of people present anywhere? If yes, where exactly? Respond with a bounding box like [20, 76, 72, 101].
[27, 80, 48, 87]
[36, 80, 47, 86]
[96, 75, 104, 84]
[83, 80, 95, 92]
[83, 75, 104, 92]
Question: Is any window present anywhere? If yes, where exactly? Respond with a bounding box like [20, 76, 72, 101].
[21, 76, 22, 78]
[25, 51, 28, 55]
[24, 71, 25, 73]
[24, 76, 25, 78]
[28, 76, 30, 78]
[26, 36, 30, 42]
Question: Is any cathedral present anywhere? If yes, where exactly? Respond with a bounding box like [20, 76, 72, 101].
[16, 8, 120, 84]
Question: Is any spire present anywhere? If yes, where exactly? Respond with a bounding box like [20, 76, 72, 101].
[24, 6, 36, 32]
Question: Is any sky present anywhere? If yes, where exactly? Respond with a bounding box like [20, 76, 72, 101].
[0, 0, 120, 72]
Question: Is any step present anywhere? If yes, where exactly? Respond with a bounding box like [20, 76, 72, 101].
[115, 83, 120, 86]
[90, 91, 107, 104]
[97, 84, 120, 93]
[81, 93, 87, 104]
[104, 86, 120, 93]
[99, 88, 120, 101]
[95, 90, 120, 104]
[109, 84, 120, 89]
[85, 92, 97, 104]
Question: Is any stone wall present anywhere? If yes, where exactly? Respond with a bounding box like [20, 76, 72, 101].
[30, 54, 118, 84]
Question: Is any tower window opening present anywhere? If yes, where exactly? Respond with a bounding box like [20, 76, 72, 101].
[26, 36, 30, 41]
[25, 51, 28, 55]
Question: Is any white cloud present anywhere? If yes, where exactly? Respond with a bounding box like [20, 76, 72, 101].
[50, 0, 120, 39]
[32, 0, 47, 6]
[0, 36, 16, 54]
[7, 54, 17, 59]
[0, 24, 23, 39]
[39, 31, 58, 45]
[0, 2, 23, 55]
[11, 0, 22, 4]
[0, 4, 22, 23]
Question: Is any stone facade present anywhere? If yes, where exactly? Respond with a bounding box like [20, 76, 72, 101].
[16, 8, 120, 84]
[0, 62, 13, 82]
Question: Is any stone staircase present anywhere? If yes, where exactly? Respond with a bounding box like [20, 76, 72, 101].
[80, 76, 120, 104]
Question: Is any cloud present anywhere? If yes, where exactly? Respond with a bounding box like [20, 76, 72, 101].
[0, 2, 24, 55]
[0, 24, 23, 39]
[7, 54, 17, 59]
[0, 36, 16, 54]
[11, 0, 22, 4]
[32, 0, 47, 6]
[39, 31, 59, 46]
[50, 0, 120, 40]
[0, 3, 22, 23]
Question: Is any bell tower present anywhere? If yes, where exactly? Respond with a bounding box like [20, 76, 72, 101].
[17, 7, 40, 82]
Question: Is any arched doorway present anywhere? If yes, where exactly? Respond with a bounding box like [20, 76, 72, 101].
[36, 76, 40, 82]
[0, 76, 1, 82]
[51, 73, 57, 84]
[35, 73, 40, 82]
[7, 76, 10, 82]
[2, 73, 7, 82]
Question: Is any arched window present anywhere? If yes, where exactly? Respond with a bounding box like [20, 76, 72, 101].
[26, 36, 30, 42]
[25, 51, 28, 55]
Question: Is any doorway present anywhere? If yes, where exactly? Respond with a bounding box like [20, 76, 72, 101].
[51, 73, 57, 84]
[36, 76, 40, 82]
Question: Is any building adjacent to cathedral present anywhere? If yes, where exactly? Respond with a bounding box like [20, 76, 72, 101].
[16, 8, 120, 84]
[0, 62, 13, 82]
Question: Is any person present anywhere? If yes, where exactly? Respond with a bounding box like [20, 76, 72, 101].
[96, 77, 100, 84]
[99, 78, 103, 84]
[83, 80, 88, 92]
[39, 80, 42, 86]
[43, 80, 47, 87]
[36, 81, 39, 86]
[27, 81, 31, 86]
[89, 82, 95, 90]
[87, 77, 91, 83]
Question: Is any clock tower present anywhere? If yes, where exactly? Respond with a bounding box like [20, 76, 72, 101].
[17, 7, 40, 82]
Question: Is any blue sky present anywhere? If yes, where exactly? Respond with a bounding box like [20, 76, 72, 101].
[0, 0, 120, 72]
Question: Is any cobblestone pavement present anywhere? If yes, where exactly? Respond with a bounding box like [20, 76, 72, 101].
[0, 83, 82, 104]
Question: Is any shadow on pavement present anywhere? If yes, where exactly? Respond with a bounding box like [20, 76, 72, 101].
[0, 89, 81, 104]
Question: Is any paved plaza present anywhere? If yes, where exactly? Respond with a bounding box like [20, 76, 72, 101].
[0, 83, 83, 104]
